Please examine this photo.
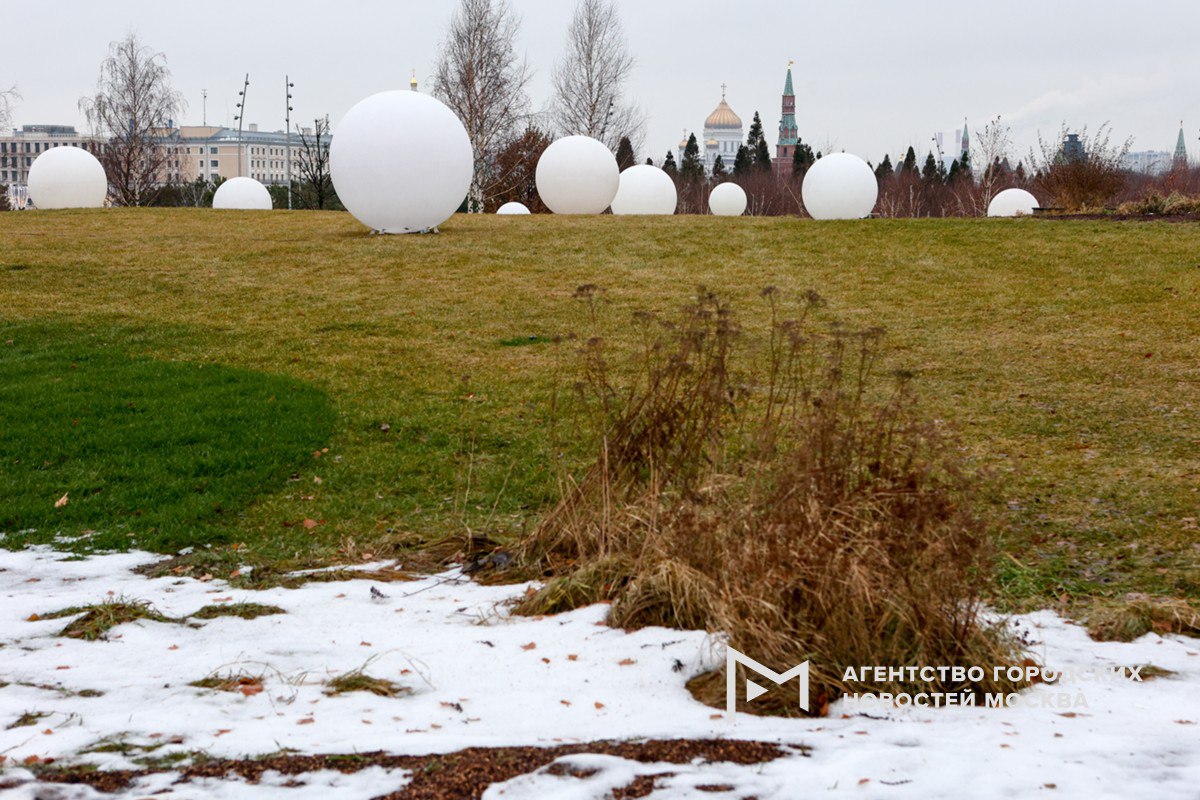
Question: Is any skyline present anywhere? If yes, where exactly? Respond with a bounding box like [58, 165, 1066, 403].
[4, 0, 1199, 167]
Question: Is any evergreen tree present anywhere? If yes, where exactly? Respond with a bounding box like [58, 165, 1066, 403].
[681, 133, 705, 181]
[754, 137, 772, 172]
[732, 144, 752, 176]
[947, 158, 961, 183]
[874, 154, 893, 181]
[615, 136, 635, 171]
[958, 149, 972, 178]
[711, 154, 727, 179]
[1014, 161, 1027, 184]
[645, 157, 654, 166]
[746, 111, 764, 149]
[792, 139, 815, 175]
[921, 152, 939, 183]
[901, 146, 918, 174]
[663, 150, 677, 176]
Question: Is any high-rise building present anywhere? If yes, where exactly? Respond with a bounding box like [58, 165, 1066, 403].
[774, 63, 798, 176]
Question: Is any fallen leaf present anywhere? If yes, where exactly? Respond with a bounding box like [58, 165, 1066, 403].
[567, 654, 579, 662]
[360, 641, 372, 647]
[303, 519, 318, 530]
[617, 658, 636, 666]
[1176, 720, 1196, 725]
[297, 718, 315, 725]
[168, 644, 179, 651]
[239, 683, 263, 697]
[541, 658, 551, 664]
[42, 729, 53, 735]
[858, 779, 870, 785]
[560, 700, 571, 706]
[594, 702, 605, 710]
[214, 729, 232, 737]
[26, 613, 40, 622]
[55, 493, 69, 508]
[521, 642, 537, 651]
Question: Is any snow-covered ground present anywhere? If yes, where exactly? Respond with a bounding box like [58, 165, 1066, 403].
[1, 546, 1198, 798]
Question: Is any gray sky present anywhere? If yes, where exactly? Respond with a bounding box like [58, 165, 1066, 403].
[6, 0, 1199, 165]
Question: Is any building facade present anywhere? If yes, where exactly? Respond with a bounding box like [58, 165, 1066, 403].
[679, 87, 745, 174]
[174, 123, 322, 186]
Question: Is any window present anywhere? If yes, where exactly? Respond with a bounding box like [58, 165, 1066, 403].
[210, 160, 218, 168]
[210, 147, 218, 154]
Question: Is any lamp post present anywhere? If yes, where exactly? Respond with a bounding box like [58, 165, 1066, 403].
[233, 73, 249, 177]
[285, 76, 294, 210]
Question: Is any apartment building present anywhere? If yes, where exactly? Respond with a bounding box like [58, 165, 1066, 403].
[177, 123, 327, 185]
[0, 125, 105, 187]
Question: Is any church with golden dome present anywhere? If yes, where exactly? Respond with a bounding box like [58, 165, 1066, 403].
[678, 85, 745, 174]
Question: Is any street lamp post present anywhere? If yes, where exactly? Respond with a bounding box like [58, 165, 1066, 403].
[285, 76, 294, 210]
[233, 73, 249, 177]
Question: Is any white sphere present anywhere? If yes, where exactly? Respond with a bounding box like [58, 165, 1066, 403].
[535, 135, 619, 215]
[987, 188, 1039, 218]
[610, 164, 677, 215]
[709, 182, 747, 216]
[212, 177, 272, 210]
[331, 90, 473, 234]
[27, 146, 107, 209]
[496, 202, 530, 215]
[801, 153, 878, 220]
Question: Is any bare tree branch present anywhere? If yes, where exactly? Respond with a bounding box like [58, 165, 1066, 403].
[79, 33, 185, 206]
[432, 0, 532, 212]
[294, 116, 335, 210]
[551, 0, 645, 152]
[0, 85, 19, 131]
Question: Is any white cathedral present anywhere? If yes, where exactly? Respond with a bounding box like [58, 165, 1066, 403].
[678, 86, 745, 173]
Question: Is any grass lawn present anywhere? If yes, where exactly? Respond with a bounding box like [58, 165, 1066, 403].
[1, 208, 1197, 616]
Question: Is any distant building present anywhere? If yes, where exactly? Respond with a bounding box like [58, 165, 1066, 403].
[1121, 150, 1173, 176]
[1173, 122, 1188, 169]
[1062, 133, 1084, 163]
[678, 86, 744, 174]
[774, 63, 798, 176]
[1, 125, 106, 207]
[933, 122, 970, 170]
[174, 123, 326, 186]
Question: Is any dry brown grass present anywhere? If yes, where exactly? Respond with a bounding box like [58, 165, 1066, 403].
[514, 289, 1026, 714]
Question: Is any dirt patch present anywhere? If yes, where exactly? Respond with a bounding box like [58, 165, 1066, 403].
[30, 738, 800, 798]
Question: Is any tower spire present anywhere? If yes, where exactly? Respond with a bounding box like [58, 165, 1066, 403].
[1175, 121, 1188, 168]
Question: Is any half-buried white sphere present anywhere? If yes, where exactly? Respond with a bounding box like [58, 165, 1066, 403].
[496, 202, 530, 215]
[801, 153, 878, 220]
[212, 177, 272, 210]
[709, 182, 747, 216]
[331, 90, 473, 234]
[610, 164, 677, 215]
[535, 135, 619, 215]
[27, 146, 107, 209]
[987, 188, 1039, 218]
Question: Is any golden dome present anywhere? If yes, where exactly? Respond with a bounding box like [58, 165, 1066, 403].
[704, 98, 742, 130]
[705, 138, 718, 146]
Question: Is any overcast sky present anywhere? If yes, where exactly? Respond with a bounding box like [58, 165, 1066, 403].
[6, 0, 1198, 164]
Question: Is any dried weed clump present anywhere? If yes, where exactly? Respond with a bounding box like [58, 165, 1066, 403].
[513, 287, 1026, 714]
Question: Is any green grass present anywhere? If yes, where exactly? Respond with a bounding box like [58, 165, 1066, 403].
[1, 209, 1198, 615]
[0, 321, 334, 552]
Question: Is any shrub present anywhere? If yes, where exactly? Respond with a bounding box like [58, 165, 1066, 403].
[513, 287, 1026, 715]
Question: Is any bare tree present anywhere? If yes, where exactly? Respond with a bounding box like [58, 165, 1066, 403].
[0, 85, 19, 131]
[1028, 122, 1132, 210]
[294, 116, 336, 210]
[79, 33, 185, 206]
[551, 0, 645, 152]
[967, 115, 1013, 214]
[432, 0, 532, 212]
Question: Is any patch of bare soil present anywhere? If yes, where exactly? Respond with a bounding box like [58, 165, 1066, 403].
[30, 738, 803, 799]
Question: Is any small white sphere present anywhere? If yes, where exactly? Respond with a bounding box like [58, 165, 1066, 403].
[987, 188, 1039, 218]
[709, 182, 747, 216]
[535, 135, 619, 215]
[610, 164, 677, 215]
[27, 146, 107, 209]
[496, 202, 530, 215]
[801, 153, 878, 220]
[212, 177, 272, 210]
[331, 90, 473, 234]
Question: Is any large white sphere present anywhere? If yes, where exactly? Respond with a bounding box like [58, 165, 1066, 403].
[331, 90, 473, 234]
[27, 146, 107, 209]
[801, 153, 878, 220]
[987, 188, 1039, 218]
[610, 164, 677, 215]
[535, 135, 619, 215]
[709, 182, 747, 216]
[496, 202, 530, 215]
[212, 177, 272, 210]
